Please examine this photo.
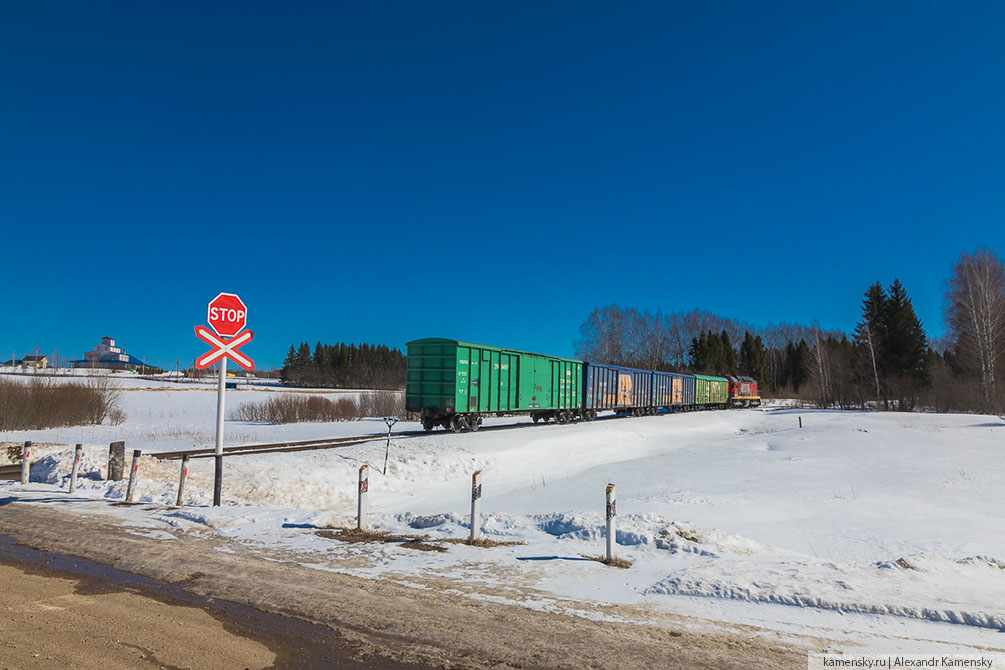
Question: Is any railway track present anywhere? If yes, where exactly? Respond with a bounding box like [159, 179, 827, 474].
[150, 432, 415, 460]
[0, 411, 650, 479]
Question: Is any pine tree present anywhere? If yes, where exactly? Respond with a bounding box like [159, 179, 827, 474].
[882, 279, 929, 408]
[720, 330, 736, 375]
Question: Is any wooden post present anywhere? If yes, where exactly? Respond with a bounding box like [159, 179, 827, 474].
[20, 441, 31, 485]
[798, 416, 803, 429]
[470, 470, 482, 542]
[68, 444, 82, 493]
[357, 465, 369, 530]
[107, 441, 125, 481]
[606, 483, 616, 563]
[176, 454, 190, 507]
[125, 449, 141, 503]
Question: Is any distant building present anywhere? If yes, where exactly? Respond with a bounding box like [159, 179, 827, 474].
[71, 336, 148, 371]
[21, 355, 48, 370]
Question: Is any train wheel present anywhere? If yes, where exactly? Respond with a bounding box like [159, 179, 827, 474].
[555, 412, 567, 425]
[470, 416, 482, 432]
[450, 415, 463, 433]
[422, 418, 435, 432]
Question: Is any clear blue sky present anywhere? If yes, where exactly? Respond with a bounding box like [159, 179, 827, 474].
[2, 2, 1004, 368]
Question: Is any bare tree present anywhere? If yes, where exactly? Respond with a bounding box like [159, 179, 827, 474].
[944, 249, 1005, 412]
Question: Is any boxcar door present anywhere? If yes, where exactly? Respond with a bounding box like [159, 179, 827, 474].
[534, 357, 552, 409]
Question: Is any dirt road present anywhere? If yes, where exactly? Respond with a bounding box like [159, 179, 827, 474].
[0, 500, 814, 669]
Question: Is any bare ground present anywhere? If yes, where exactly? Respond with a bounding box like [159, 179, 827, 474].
[0, 501, 819, 669]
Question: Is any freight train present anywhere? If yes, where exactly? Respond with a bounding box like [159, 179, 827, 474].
[406, 338, 760, 432]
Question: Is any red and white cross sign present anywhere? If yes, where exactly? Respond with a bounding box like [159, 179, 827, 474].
[194, 326, 255, 370]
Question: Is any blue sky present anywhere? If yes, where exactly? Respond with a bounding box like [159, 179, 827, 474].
[2, 2, 1004, 368]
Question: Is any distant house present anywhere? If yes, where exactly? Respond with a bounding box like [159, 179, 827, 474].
[71, 337, 148, 371]
[21, 355, 48, 370]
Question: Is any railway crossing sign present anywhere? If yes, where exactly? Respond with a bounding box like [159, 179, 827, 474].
[194, 326, 255, 370]
[207, 292, 248, 337]
[195, 291, 253, 507]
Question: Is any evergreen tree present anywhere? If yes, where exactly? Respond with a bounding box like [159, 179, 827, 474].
[720, 330, 736, 375]
[881, 279, 930, 408]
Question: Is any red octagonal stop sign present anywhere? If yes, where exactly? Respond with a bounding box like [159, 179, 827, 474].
[207, 292, 248, 338]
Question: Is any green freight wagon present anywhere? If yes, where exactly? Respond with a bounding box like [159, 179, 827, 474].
[694, 374, 729, 408]
[406, 338, 583, 432]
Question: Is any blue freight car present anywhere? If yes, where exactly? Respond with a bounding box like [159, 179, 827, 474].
[582, 362, 655, 419]
[652, 370, 696, 411]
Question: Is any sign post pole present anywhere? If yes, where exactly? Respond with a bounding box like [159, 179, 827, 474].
[214, 357, 226, 506]
[194, 292, 254, 508]
[382, 416, 398, 475]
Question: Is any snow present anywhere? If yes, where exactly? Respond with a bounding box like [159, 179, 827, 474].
[4, 383, 1005, 653]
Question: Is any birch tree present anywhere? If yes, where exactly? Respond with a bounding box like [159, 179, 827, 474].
[944, 249, 1005, 412]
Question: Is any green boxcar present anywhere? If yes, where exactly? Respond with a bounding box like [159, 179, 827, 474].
[694, 374, 729, 406]
[406, 338, 583, 431]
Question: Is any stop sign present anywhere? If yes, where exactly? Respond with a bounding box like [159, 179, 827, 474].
[207, 292, 248, 338]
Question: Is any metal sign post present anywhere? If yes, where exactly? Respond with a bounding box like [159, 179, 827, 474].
[195, 292, 254, 507]
[382, 416, 398, 475]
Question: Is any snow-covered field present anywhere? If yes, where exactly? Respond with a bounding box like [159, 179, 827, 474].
[4, 380, 1005, 654]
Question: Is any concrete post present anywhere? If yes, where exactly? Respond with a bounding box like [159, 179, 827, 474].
[357, 465, 369, 530]
[125, 449, 141, 503]
[470, 470, 482, 542]
[107, 441, 125, 481]
[606, 483, 617, 563]
[176, 454, 190, 507]
[20, 441, 31, 485]
[68, 444, 82, 493]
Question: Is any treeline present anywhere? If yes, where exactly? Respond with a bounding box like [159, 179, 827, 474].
[576, 305, 841, 397]
[281, 342, 406, 389]
[576, 248, 1005, 414]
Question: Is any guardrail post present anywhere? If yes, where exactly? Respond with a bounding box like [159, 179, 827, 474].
[176, 454, 190, 507]
[606, 483, 616, 563]
[470, 470, 482, 542]
[20, 441, 31, 485]
[125, 449, 141, 503]
[108, 441, 125, 481]
[357, 465, 369, 530]
[68, 444, 82, 493]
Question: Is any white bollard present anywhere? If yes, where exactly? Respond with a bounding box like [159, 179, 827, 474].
[176, 454, 190, 507]
[357, 465, 369, 530]
[606, 483, 616, 563]
[125, 449, 141, 503]
[68, 444, 82, 493]
[470, 470, 482, 542]
[20, 441, 31, 485]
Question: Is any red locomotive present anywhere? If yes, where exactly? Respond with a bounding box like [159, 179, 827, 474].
[725, 375, 760, 407]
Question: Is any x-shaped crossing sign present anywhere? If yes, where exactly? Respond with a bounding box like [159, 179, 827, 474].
[194, 326, 255, 370]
